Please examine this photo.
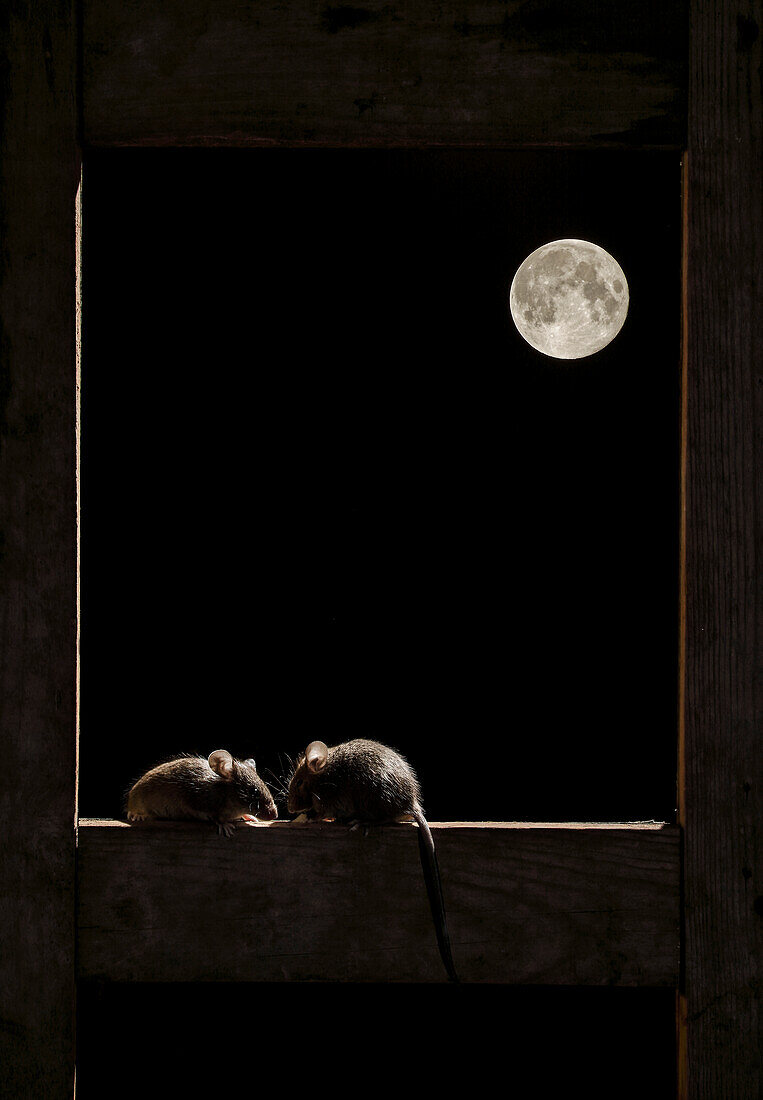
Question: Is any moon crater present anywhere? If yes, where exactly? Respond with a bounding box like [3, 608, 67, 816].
[510, 239, 629, 359]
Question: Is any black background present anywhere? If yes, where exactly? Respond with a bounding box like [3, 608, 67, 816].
[76, 983, 677, 1097]
[81, 148, 681, 823]
[78, 149, 681, 1091]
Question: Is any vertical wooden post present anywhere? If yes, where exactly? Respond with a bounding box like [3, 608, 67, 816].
[0, 4, 80, 1096]
[682, 0, 762, 1095]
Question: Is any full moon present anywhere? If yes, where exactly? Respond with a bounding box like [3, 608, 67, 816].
[509, 239, 629, 359]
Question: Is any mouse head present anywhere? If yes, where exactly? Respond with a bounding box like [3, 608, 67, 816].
[286, 740, 329, 814]
[208, 750, 278, 821]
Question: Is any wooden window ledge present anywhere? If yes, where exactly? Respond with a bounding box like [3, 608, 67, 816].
[77, 819, 679, 985]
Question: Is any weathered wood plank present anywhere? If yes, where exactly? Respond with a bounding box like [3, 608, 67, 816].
[77, 821, 679, 985]
[0, 3, 80, 1097]
[82, 0, 687, 148]
[681, 0, 762, 1095]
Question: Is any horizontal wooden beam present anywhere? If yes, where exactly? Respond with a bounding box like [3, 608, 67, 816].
[77, 820, 679, 985]
[82, 0, 686, 148]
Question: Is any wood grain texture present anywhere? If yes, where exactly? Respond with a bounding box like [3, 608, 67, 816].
[0, 3, 80, 1097]
[681, 0, 762, 1095]
[77, 821, 680, 985]
[82, 0, 687, 148]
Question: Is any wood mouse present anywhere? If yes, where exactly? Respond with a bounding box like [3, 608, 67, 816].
[127, 750, 278, 837]
[286, 737, 459, 982]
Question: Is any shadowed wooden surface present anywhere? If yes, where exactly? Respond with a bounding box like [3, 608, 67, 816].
[5, 0, 758, 1088]
[680, 0, 762, 1093]
[77, 821, 679, 984]
[82, 0, 687, 148]
[0, 2, 80, 1095]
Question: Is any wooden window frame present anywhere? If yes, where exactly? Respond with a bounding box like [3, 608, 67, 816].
[1, 2, 758, 1095]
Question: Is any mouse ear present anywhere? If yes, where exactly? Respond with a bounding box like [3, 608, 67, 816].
[208, 750, 235, 781]
[305, 741, 329, 774]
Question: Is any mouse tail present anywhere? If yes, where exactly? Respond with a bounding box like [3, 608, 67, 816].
[412, 808, 459, 983]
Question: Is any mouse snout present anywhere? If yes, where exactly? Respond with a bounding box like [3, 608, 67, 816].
[258, 800, 278, 821]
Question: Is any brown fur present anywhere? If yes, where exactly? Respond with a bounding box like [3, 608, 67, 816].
[127, 752, 277, 833]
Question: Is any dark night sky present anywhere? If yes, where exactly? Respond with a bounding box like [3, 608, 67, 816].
[80, 148, 681, 823]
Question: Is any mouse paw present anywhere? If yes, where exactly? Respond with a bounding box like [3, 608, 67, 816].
[127, 812, 148, 823]
[347, 820, 370, 836]
[216, 821, 237, 839]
